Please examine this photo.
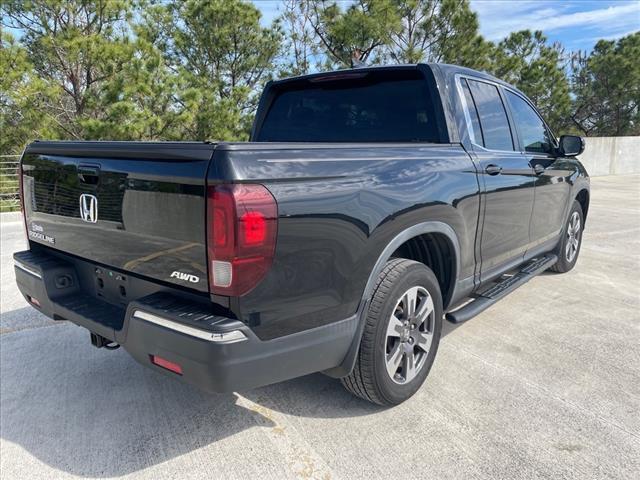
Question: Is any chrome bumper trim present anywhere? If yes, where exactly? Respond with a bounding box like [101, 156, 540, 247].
[14, 260, 42, 279]
[132, 310, 247, 343]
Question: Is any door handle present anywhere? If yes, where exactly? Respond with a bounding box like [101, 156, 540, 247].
[485, 164, 502, 176]
[533, 164, 545, 175]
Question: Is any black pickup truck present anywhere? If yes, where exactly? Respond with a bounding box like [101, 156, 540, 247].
[15, 64, 589, 405]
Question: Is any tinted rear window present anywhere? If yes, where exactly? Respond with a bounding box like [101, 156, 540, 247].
[256, 70, 440, 142]
[467, 79, 514, 151]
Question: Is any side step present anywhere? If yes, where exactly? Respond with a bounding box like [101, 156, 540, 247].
[446, 254, 557, 324]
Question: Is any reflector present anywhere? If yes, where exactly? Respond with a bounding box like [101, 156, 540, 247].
[27, 295, 41, 308]
[150, 355, 183, 375]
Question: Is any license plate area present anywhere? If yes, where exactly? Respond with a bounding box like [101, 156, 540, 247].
[94, 266, 130, 307]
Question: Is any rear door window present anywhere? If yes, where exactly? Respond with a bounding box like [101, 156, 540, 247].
[466, 79, 514, 151]
[256, 70, 440, 143]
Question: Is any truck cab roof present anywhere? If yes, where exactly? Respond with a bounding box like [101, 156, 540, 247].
[269, 63, 524, 102]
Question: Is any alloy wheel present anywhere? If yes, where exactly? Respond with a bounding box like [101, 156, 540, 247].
[565, 211, 581, 262]
[385, 286, 435, 385]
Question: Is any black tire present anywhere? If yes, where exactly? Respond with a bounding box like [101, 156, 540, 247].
[341, 258, 443, 406]
[550, 200, 584, 273]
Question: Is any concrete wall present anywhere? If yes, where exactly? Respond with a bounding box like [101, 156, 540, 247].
[577, 136, 640, 176]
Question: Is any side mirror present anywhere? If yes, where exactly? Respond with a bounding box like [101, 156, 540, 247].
[559, 135, 585, 157]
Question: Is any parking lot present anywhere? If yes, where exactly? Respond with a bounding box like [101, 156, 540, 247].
[1, 174, 639, 479]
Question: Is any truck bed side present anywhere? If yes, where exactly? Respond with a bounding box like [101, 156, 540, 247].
[211, 142, 480, 340]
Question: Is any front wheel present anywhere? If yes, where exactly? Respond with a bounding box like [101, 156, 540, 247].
[341, 259, 443, 406]
[550, 201, 584, 273]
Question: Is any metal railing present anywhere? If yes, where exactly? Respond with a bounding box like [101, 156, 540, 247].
[1, 154, 21, 212]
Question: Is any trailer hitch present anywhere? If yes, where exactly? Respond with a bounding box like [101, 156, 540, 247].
[90, 332, 120, 350]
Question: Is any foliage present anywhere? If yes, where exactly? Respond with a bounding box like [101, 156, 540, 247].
[278, 0, 319, 76]
[0, 0, 281, 146]
[571, 32, 640, 136]
[490, 30, 572, 134]
[163, 0, 282, 140]
[385, 0, 491, 69]
[0, 0, 637, 159]
[306, 0, 401, 68]
[0, 32, 58, 154]
[1, 0, 136, 139]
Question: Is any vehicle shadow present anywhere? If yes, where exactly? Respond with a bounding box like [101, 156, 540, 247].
[0, 304, 470, 477]
[0, 320, 382, 478]
[0, 305, 56, 334]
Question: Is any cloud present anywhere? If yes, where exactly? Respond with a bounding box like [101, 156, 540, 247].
[471, 0, 640, 41]
[250, 0, 639, 53]
[588, 27, 640, 42]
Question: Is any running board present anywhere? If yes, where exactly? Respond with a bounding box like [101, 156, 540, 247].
[446, 254, 558, 324]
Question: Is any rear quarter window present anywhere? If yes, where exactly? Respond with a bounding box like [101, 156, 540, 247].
[256, 70, 441, 143]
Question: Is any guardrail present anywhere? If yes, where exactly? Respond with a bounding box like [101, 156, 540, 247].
[1, 155, 21, 212]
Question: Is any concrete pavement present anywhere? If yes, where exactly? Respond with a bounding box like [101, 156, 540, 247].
[1, 175, 639, 479]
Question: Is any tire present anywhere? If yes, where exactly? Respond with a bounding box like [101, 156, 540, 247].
[341, 258, 443, 406]
[550, 200, 584, 273]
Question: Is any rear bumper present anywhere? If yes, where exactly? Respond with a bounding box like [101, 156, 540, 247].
[13, 249, 357, 392]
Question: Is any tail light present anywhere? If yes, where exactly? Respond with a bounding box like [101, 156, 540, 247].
[207, 184, 277, 296]
[18, 160, 27, 238]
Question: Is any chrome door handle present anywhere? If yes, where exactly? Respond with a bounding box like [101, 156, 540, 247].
[485, 164, 502, 175]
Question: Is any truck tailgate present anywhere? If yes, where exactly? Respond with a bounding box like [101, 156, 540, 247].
[21, 141, 216, 293]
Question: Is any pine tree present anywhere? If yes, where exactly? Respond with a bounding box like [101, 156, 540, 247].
[491, 30, 572, 134]
[571, 32, 640, 136]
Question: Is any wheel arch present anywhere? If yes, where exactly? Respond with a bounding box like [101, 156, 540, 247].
[324, 221, 461, 378]
[576, 188, 590, 223]
[361, 222, 461, 311]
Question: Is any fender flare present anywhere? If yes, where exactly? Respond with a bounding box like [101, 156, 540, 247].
[324, 221, 461, 378]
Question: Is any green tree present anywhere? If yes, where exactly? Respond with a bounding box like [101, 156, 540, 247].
[491, 30, 572, 134]
[147, 0, 282, 140]
[571, 32, 640, 136]
[82, 4, 185, 140]
[0, 32, 58, 154]
[278, 0, 319, 76]
[1, 0, 136, 139]
[385, 0, 491, 69]
[306, 0, 401, 68]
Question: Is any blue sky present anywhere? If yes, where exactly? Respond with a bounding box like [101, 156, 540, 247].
[252, 0, 640, 52]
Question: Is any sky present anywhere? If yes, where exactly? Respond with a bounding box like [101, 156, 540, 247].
[252, 0, 640, 53]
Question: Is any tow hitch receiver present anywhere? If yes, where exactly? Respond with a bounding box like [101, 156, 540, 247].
[90, 332, 120, 350]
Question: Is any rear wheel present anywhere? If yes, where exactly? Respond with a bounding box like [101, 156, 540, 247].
[341, 259, 442, 406]
[550, 201, 584, 273]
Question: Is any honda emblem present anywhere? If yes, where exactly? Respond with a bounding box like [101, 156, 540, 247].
[79, 194, 98, 223]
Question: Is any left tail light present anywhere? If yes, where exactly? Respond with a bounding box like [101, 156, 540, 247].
[206, 184, 278, 296]
[18, 159, 27, 238]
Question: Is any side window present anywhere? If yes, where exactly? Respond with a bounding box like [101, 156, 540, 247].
[467, 79, 514, 151]
[505, 90, 552, 153]
[460, 79, 484, 145]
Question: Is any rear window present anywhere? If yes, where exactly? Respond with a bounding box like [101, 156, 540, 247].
[256, 70, 440, 143]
